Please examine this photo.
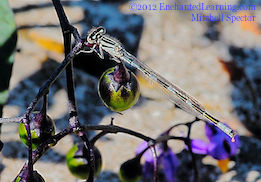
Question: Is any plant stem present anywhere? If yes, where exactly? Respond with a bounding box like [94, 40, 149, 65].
[0, 116, 23, 123]
[24, 41, 83, 119]
[52, 0, 70, 31]
[185, 119, 199, 182]
[63, 26, 81, 128]
[90, 131, 108, 146]
[148, 141, 158, 182]
[79, 132, 94, 182]
[85, 124, 153, 142]
[53, 0, 96, 180]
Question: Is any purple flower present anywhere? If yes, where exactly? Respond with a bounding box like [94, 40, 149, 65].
[190, 122, 240, 172]
[136, 141, 178, 182]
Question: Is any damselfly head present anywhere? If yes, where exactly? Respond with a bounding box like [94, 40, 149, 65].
[87, 26, 106, 44]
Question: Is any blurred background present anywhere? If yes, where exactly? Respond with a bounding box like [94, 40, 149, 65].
[1, 0, 261, 181]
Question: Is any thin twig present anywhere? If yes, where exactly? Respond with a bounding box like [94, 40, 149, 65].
[78, 132, 94, 182]
[185, 119, 199, 182]
[24, 116, 33, 181]
[24, 40, 83, 119]
[90, 131, 108, 146]
[0, 116, 23, 123]
[148, 141, 158, 182]
[85, 124, 153, 142]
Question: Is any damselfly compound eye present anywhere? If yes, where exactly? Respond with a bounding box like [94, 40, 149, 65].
[97, 27, 106, 34]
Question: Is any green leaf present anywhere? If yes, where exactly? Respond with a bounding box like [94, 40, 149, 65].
[0, 0, 17, 114]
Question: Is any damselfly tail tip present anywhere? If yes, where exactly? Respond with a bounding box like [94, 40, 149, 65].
[215, 121, 237, 142]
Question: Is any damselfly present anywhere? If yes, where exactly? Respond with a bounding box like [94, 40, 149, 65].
[83, 26, 237, 141]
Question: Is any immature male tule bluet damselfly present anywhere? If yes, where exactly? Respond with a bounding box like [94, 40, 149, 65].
[83, 26, 237, 141]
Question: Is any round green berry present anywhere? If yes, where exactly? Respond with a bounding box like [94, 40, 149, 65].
[66, 143, 102, 179]
[98, 64, 140, 112]
[119, 157, 142, 182]
[18, 111, 56, 150]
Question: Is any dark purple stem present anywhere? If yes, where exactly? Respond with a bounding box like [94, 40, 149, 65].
[148, 141, 158, 182]
[85, 124, 153, 142]
[24, 40, 83, 119]
[52, 0, 96, 180]
[0, 116, 24, 123]
[185, 139, 199, 182]
[165, 118, 198, 135]
[24, 116, 33, 181]
[24, 0, 83, 119]
[79, 132, 94, 182]
[42, 94, 48, 116]
[90, 131, 108, 146]
[52, 0, 70, 32]
[185, 119, 199, 182]
[56, 10, 81, 129]
[14, 118, 192, 181]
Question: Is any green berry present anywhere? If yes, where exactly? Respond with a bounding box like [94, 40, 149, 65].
[98, 63, 140, 112]
[118, 157, 142, 182]
[66, 143, 102, 179]
[18, 111, 56, 150]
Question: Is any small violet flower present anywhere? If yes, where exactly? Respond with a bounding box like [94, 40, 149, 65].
[136, 141, 178, 182]
[190, 122, 240, 172]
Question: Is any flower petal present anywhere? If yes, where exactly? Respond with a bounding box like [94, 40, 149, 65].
[207, 135, 229, 160]
[205, 123, 240, 160]
[158, 147, 178, 182]
[190, 139, 208, 155]
[143, 160, 154, 179]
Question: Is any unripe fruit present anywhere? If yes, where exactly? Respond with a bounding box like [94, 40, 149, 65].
[66, 143, 102, 179]
[98, 63, 140, 112]
[118, 157, 142, 182]
[18, 111, 56, 150]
